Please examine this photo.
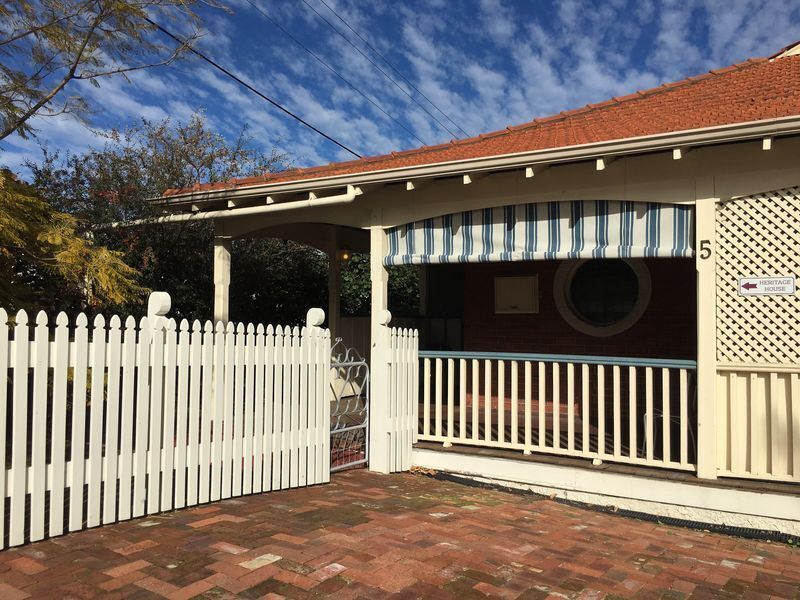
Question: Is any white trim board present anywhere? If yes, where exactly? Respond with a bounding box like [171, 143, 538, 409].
[412, 448, 800, 536]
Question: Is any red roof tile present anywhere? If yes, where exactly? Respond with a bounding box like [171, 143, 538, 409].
[163, 53, 800, 197]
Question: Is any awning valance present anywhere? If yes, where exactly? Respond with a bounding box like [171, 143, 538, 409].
[385, 200, 694, 266]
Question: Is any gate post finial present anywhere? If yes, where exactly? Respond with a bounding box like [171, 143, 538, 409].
[147, 291, 171, 329]
[377, 309, 392, 326]
[306, 307, 325, 328]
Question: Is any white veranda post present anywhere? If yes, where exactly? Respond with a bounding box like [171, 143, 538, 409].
[213, 235, 232, 324]
[369, 218, 392, 473]
[695, 191, 718, 479]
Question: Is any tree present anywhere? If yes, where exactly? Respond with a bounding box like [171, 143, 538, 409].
[0, 0, 208, 140]
[341, 253, 420, 318]
[28, 113, 294, 321]
[0, 167, 145, 311]
[27, 114, 421, 325]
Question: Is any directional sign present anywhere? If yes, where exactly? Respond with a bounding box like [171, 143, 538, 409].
[738, 276, 796, 296]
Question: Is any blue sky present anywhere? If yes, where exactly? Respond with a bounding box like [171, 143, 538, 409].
[3, 0, 800, 176]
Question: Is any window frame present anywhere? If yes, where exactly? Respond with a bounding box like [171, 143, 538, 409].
[553, 259, 651, 337]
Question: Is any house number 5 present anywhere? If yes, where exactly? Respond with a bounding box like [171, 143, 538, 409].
[699, 240, 712, 259]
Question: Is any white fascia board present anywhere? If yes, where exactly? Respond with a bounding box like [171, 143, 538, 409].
[160, 116, 800, 206]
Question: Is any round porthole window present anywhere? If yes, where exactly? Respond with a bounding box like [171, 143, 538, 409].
[554, 259, 651, 337]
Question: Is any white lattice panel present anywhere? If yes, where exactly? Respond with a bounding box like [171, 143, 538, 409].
[716, 187, 800, 364]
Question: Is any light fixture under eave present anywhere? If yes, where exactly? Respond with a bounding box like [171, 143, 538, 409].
[337, 247, 352, 264]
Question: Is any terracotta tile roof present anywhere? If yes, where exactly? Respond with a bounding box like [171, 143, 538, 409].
[163, 53, 800, 197]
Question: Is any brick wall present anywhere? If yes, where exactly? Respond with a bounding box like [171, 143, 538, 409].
[462, 258, 696, 360]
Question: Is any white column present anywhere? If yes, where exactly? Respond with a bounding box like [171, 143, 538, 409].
[369, 215, 392, 473]
[327, 253, 341, 340]
[695, 190, 718, 479]
[213, 235, 231, 324]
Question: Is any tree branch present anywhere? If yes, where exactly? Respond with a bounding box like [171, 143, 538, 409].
[0, 3, 91, 47]
[74, 34, 195, 79]
[0, 7, 105, 141]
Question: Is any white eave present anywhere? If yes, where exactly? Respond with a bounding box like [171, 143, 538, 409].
[159, 115, 800, 208]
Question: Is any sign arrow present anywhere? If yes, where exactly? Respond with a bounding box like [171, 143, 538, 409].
[741, 282, 758, 290]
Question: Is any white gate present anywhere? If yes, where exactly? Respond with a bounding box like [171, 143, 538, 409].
[0, 297, 331, 549]
[387, 327, 419, 472]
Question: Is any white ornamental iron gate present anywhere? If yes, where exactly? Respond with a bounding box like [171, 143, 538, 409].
[329, 339, 369, 472]
[0, 293, 331, 549]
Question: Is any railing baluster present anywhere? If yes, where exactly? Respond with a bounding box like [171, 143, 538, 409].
[459, 359, 467, 440]
[524, 362, 532, 454]
[498, 360, 505, 445]
[645, 367, 654, 463]
[484, 360, 492, 442]
[662, 367, 671, 464]
[567, 362, 575, 451]
[582, 364, 589, 454]
[552, 363, 560, 450]
[629, 366, 637, 460]
[597, 365, 605, 456]
[680, 368, 688, 466]
[423, 358, 431, 437]
[511, 361, 518, 446]
[446, 358, 455, 444]
[435, 358, 442, 439]
[613, 365, 621, 459]
[471, 359, 479, 441]
[538, 362, 546, 450]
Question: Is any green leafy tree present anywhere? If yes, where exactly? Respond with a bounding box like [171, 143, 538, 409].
[341, 253, 420, 318]
[0, 168, 145, 311]
[0, 0, 208, 140]
[27, 114, 420, 324]
[27, 113, 314, 322]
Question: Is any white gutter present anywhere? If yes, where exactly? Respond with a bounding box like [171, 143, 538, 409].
[112, 185, 362, 227]
[159, 115, 800, 205]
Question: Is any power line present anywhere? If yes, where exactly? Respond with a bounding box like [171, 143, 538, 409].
[316, 0, 470, 138]
[243, 0, 428, 147]
[145, 18, 362, 158]
[298, 0, 467, 140]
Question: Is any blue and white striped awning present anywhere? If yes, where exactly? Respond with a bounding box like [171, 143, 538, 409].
[385, 200, 694, 266]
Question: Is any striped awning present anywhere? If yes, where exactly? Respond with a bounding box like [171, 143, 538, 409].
[385, 200, 694, 266]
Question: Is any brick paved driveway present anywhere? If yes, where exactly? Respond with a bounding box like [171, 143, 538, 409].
[1, 470, 798, 599]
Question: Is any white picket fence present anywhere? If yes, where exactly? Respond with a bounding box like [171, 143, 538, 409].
[387, 328, 419, 472]
[0, 304, 330, 549]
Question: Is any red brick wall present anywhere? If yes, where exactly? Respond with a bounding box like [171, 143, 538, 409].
[462, 258, 696, 360]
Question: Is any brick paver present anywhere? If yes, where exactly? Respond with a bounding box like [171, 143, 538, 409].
[0, 470, 798, 598]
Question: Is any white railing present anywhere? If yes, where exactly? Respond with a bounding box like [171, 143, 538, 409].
[387, 328, 419, 472]
[0, 304, 330, 549]
[716, 364, 800, 483]
[419, 351, 697, 472]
